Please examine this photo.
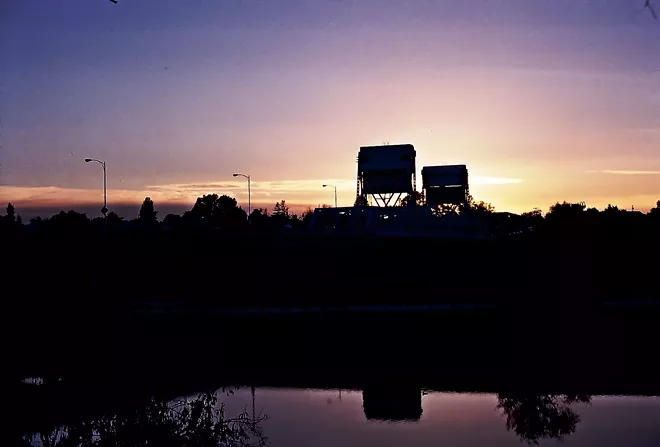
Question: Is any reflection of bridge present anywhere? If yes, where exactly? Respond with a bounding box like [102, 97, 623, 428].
[362, 387, 423, 421]
[255, 386, 423, 423]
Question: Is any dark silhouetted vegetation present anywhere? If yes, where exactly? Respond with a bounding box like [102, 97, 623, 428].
[6, 202, 16, 222]
[138, 196, 158, 225]
[400, 191, 425, 207]
[22, 391, 267, 447]
[354, 196, 369, 207]
[467, 194, 496, 216]
[497, 394, 591, 445]
[4, 193, 657, 239]
[182, 194, 249, 230]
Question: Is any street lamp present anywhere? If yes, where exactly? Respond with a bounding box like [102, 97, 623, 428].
[322, 184, 337, 208]
[233, 173, 251, 218]
[85, 158, 107, 217]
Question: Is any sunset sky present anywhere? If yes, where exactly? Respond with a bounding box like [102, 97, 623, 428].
[1, 0, 659, 218]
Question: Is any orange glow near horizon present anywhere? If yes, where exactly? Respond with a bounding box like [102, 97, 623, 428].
[1, 168, 658, 217]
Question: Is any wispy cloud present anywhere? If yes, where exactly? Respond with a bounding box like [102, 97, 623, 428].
[590, 170, 660, 175]
[0, 179, 356, 208]
[1, 174, 523, 209]
[0, 185, 182, 206]
[144, 179, 357, 200]
[470, 176, 523, 185]
[495, 67, 655, 84]
[173, 183, 242, 190]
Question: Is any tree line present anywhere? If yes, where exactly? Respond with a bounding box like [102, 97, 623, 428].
[0, 194, 658, 237]
[0, 194, 323, 234]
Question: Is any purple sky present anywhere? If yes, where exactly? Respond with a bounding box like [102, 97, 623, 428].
[1, 0, 659, 218]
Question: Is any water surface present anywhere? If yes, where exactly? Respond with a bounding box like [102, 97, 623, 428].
[219, 388, 659, 447]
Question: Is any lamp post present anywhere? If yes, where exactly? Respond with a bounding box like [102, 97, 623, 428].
[251, 385, 256, 430]
[323, 184, 337, 208]
[233, 173, 251, 218]
[85, 158, 107, 217]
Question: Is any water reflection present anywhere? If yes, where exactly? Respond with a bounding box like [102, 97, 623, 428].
[22, 386, 660, 446]
[360, 388, 589, 443]
[358, 386, 590, 443]
[496, 394, 591, 444]
[220, 388, 656, 447]
[23, 392, 267, 447]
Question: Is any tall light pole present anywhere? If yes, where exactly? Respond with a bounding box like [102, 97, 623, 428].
[323, 184, 337, 208]
[233, 173, 251, 218]
[85, 158, 107, 217]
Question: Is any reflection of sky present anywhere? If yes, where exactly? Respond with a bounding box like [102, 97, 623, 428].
[2, 1, 660, 215]
[218, 388, 660, 447]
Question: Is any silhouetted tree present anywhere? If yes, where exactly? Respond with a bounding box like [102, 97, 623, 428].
[546, 201, 586, 220]
[139, 197, 158, 224]
[521, 208, 544, 229]
[521, 208, 542, 219]
[217, 194, 238, 212]
[188, 194, 223, 219]
[186, 194, 220, 221]
[497, 394, 591, 445]
[543, 201, 592, 236]
[466, 194, 495, 216]
[1, 203, 15, 230]
[107, 211, 123, 223]
[270, 200, 291, 227]
[185, 194, 247, 229]
[354, 196, 368, 207]
[221, 205, 248, 230]
[288, 213, 302, 227]
[272, 200, 289, 218]
[603, 204, 624, 215]
[400, 191, 425, 207]
[650, 200, 660, 216]
[103, 211, 125, 230]
[163, 213, 183, 229]
[248, 208, 270, 228]
[47, 210, 91, 233]
[6, 202, 16, 223]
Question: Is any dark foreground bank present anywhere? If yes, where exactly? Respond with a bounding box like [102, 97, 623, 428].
[7, 230, 660, 306]
[8, 231, 659, 385]
[14, 302, 659, 389]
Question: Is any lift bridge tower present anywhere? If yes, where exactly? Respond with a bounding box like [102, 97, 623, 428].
[421, 164, 469, 213]
[356, 144, 417, 207]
